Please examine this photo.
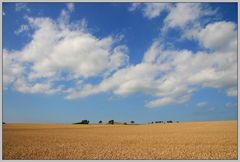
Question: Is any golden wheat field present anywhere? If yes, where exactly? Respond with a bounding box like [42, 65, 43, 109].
[3, 120, 237, 160]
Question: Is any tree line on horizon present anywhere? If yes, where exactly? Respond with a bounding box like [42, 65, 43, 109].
[73, 120, 179, 125]
[2, 120, 179, 125]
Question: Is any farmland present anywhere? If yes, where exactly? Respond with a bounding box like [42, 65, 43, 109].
[3, 120, 237, 160]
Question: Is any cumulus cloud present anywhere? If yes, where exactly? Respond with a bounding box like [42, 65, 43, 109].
[163, 3, 202, 29]
[161, 3, 218, 36]
[142, 3, 170, 19]
[129, 3, 215, 25]
[129, 3, 217, 40]
[3, 50, 23, 88]
[13, 77, 63, 95]
[129, 3, 171, 19]
[127, 3, 236, 107]
[64, 25, 237, 107]
[197, 21, 237, 51]
[64, 63, 159, 99]
[4, 3, 237, 108]
[3, 9, 128, 95]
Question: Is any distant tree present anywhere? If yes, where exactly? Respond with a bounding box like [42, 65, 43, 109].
[74, 120, 89, 124]
[99, 120, 102, 124]
[108, 120, 114, 124]
[124, 122, 127, 125]
[82, 120, 89, 124]
[155, 121, 164, 124]
[2, 122, 5, 125]
[167, 120, 173, 123]
[151, 121, 154, 124]
[130, 121, 135, 124]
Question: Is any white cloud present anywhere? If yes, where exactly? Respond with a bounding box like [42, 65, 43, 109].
[21, 16, 128, 80]
[226, 87, 237, 97]
[129, 3, 215, 27]
[128, 3, 141, 12]
[3, 10, 128, 95]
[65, 25, 237, 107]
[14, 24, 29, 35]
[129, 2, 217, 43]
[142, 3, 170, 19]
[67, 3, 75, 12]
[15, 3, 30, 12]
[65, 48, 235, 107]
[13, 77, 63, 95]
[143, 41, 162, 63]
[145, 97, 175, 108]
[196, 102, 206, 107]
[163, 3, 217, 33]
[129, 3, 171, 19]
[197, 21, 237, 51]
[164, 3, 202, 29]
[4, 4, 237, 109]
[65, 63, 159, 99]
[3, 50, 23, 88]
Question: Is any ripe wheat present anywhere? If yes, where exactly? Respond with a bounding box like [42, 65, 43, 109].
[3, 120, 237, 160]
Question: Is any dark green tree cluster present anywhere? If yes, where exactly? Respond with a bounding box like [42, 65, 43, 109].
[108, 120, 114, 124]
[74, 120, 89, 124]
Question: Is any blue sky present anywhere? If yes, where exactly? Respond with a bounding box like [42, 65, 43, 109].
[3, 2, 237, 123]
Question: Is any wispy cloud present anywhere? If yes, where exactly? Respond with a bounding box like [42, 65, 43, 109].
[196, 102, 207, 108]
[15, 3, 31, 12]
[67, 3, 75, 12]
[14, 24, 29, 35]
[129, 3, 170, 19]
[225, 102, 237, 109]
[128, 3, 141, 12]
